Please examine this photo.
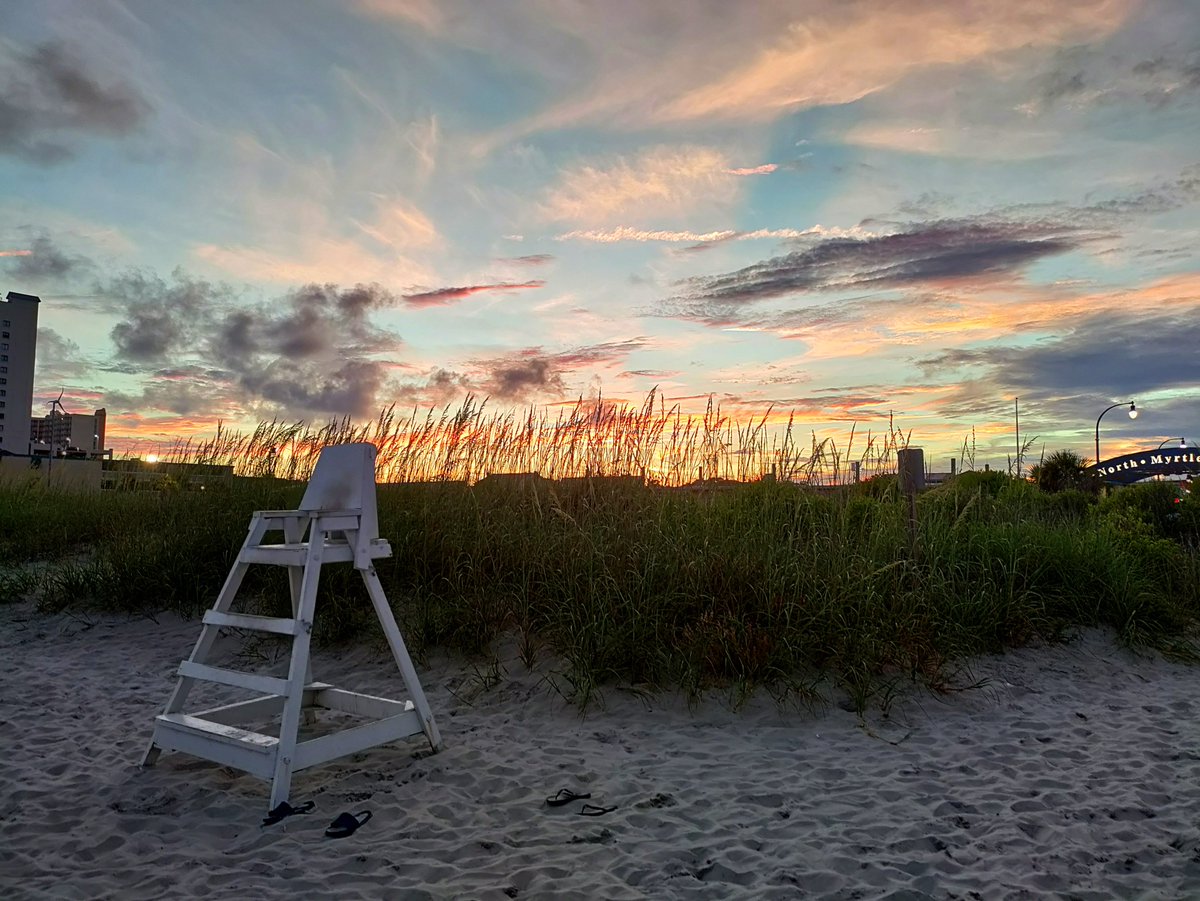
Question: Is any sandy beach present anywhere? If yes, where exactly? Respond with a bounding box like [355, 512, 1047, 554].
[3, 601, 1200, 900]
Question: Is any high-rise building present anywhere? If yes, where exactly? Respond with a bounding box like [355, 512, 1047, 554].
[0, 291, 40, 455]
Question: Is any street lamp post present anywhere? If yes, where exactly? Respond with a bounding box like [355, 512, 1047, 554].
[1157, 437, 1191, 449]
[1095, 401, 1137, 466]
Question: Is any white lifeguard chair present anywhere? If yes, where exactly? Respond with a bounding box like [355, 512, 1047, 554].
[141, 442, 441, 810]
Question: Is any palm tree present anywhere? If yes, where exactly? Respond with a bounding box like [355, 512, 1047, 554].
[1030, 449, 1094, 493]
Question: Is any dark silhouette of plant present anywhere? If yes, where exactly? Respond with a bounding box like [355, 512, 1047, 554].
[1030, 449, 1095, 494]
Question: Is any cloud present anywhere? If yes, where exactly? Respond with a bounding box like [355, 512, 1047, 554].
[355, 0, 444, 30]
[238, 358, 390, 419]
[352, 201, 440, 249]
[187, 130, 437, 288]
[541, 146, 735, 226]
[668, 218, 1091, 313]
[108, 271, 223, 362]
[32, 328, 93, 385]
[0, 250, 32, 258]
[654, 1, 1132, 124]
[402, 280, 545, 308]
[3, 234, 94, 282]
[497, 253, 554, 266]
[459, 0, 1132, 150]
[725, 164, 778, 176]
[0, 41, 150, 163]
[483, 357, 565, 400]
[100, 271, 405, 418]
[558, 225, 869, 244]
[466, 338, 647, 401]
[921, 311, 1200, 399]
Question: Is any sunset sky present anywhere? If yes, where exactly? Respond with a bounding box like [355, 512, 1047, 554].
[2, 0, 1198, 469]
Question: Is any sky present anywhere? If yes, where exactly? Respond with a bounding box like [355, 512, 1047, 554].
[1, 0, 1198, 470]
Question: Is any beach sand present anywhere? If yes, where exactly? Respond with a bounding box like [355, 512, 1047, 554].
[3, 601, 1200, 900]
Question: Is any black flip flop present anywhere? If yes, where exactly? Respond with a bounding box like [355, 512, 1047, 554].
[579, 804, 617, 817]
[545, 789, 591, 808]
[261, 800, 315, 826]
[325, 810, 372, 838]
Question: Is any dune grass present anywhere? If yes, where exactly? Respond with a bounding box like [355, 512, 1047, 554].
[2, 394, 1196, 709]
[3, 467, 1197, 712]
[155, 389, 910, 487]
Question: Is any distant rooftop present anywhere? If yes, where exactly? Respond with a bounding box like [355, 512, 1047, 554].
[4, 291, 41, 304]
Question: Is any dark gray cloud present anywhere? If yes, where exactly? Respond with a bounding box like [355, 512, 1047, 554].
[498, 254, 554, 266]
[666, 218, 1088, 319]
[484, 357, 565, 400]
[0, 42, 149, 164]
[107, 271, 220, 361]
[4, 234, 94, 281]
[918, 311, 1200, 451]
[99, 272, 405, 417]
[403, 280, 544, 307]
[239, 359, 388, 419]
[467, 339, 647, 402]
[921, 311, 1200, 399]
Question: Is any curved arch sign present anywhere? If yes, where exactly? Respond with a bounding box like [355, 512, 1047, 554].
[1088, 446, 1200, 485]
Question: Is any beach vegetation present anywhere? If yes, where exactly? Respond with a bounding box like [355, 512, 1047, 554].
[2, 395, 1198, 711]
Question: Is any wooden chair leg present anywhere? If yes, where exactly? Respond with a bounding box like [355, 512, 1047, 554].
[361, 564, 442, 751]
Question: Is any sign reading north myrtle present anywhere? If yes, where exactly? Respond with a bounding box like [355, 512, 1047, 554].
[1088, 447, 1200, 485]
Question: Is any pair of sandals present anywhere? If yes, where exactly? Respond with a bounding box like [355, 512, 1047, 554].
[545, 789, 616, 817]
[261, 801, 372, 838]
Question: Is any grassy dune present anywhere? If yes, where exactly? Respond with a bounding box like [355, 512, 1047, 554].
[2, 467, 1197, 711]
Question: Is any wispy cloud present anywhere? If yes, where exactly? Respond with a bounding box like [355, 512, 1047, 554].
[0, 41, 150, 163]
[667, 218, 1091, 314]
[725, 164, 777, 176]
[541, 146, 735, 226]
[497, 253, 554, 266]
[558, 225, 870, 244]
[402, 280, 545, 308]
[461, 0, 1132, 151]
[354, 0, 444, 30]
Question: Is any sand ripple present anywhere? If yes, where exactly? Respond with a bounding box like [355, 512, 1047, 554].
[3, 604, 1200, 899]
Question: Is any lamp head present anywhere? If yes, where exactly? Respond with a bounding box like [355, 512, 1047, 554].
[1128, 402, 1138, 420]
[1183, 437, 1188, 449]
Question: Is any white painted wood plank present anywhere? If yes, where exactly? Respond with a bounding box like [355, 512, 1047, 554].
[313, 688, 414, 719]
[239, 540, 391, 567]
[153, 715, 277, 779]
[178, 661, 289, 697]
[192, 695, 286, 724]
[292, 710, 424, 771]
[202, 611, 301, 635]
[157, 713, 279, 748]
[362, 565, 442, 751]
[239, 545, 309, 566]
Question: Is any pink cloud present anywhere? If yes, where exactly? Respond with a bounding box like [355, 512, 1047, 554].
[403, 280, 545, 307]
[0, 249, 32, 257]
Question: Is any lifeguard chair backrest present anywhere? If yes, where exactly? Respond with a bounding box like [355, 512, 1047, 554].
[299, 442, 380, 540]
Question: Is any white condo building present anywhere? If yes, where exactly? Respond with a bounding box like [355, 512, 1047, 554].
[0, 291, 40, 456]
